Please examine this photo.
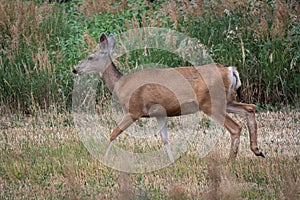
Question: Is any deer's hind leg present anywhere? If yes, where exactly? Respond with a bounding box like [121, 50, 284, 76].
[223, 115, 243, 159]
[201, 107, 242, 160]
[226, 102, 265, 158]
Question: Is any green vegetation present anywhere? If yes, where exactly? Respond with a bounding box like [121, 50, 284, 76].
[0, 0, 299, 199]
[0, 0, 299, 113]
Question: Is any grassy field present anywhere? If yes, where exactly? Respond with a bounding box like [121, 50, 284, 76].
[0, 0, 299, 199]
[0, 108, 299, 199]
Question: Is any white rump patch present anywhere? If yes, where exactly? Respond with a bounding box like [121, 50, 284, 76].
[229, 66, 241, 90]
[228, 66, 242, 100]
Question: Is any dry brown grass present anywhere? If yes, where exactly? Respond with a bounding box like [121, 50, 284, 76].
[201, 153, 239, 200]
[116, 172, 136, 200]
[77, 0, 121, 18]
[168, 182, 188, 200]
[0, 0, 54, 69]
[162, 0, 300, 41]
[0, 107, 299, 199]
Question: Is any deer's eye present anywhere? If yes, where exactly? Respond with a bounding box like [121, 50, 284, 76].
[88, 56, 93, 61]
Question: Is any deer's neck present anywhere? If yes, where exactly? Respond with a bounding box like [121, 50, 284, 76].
[102, 60, 122, 93]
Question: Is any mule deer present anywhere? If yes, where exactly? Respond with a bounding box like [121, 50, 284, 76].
[73, 33, 265, 162]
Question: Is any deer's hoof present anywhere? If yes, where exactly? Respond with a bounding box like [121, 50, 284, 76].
[258, 151, 265, 158]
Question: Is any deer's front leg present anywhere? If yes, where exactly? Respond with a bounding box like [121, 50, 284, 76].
[105, 113, 137, 158]
[156, 116, 174, 163]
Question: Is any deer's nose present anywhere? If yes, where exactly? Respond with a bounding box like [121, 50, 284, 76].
[72, 69, 78, 74]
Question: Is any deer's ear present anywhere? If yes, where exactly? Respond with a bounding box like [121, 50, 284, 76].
[107, 34, 116, 52]
[99, 33, 108, 51]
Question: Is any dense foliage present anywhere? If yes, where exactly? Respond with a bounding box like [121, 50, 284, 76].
[0, 0, 299, 113]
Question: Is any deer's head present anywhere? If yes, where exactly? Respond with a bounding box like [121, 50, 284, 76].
[73, 33, 115, 76]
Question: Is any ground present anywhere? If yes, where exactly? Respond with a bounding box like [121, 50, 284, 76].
[0, 108, 299, 199]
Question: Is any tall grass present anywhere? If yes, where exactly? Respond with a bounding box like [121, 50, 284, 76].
[0, 0, 299, 113]
[173, 0, 300, 105]
[0, 1, 71, 113]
